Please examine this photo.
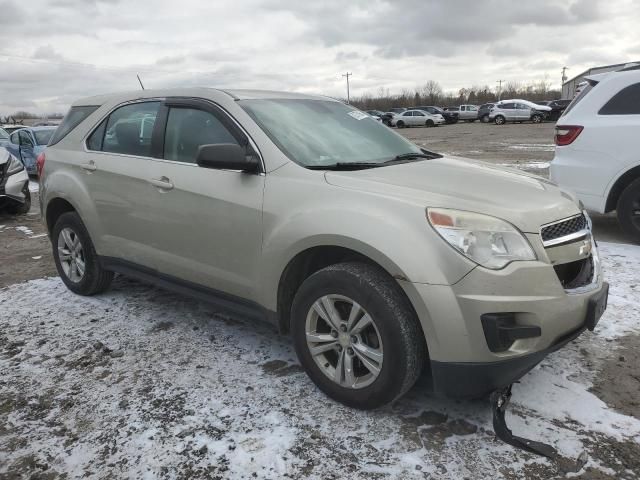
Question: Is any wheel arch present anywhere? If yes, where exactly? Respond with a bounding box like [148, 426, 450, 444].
[605, 164, 640, 213]
[45, 197, 79, 234]
[275, 242, 417, 335]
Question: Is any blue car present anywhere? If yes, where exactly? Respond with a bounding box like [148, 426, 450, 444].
[5, 126, 57, 175]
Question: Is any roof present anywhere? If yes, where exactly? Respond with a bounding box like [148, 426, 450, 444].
[563, 61, 640, 85]
[72, 88, 333, 107]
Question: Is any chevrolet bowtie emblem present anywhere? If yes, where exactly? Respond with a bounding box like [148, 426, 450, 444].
[579, 239, 592, 256]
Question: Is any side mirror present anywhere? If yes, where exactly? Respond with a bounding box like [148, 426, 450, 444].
[196, 143, 260, 173]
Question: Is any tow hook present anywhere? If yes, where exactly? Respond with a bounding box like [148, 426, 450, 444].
[490, 384, 558, 459]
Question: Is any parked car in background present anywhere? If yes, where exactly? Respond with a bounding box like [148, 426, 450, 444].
[40, 88, 607, 409]
[5, 126, 57, 175]
[389, 107, 407, 114]
[489, 100, 551, 125]
[458, 105, 479, 122]
[550, 66, 640, 241]
[0, 127, 9, 147]
[414, 106, 458, 124]
[0, 147, 31, 214]
[379, 112, 395, 126]
[365, 110, 385, 123]
[545, 99, 572, 121]
[478, 103, 495, 123]
[1, 124, 26, 134]
[390, 109, 445, 128]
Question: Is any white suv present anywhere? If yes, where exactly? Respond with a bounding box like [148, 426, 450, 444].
[550, 66, 640, 241]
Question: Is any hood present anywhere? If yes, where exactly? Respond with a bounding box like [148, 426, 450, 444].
[324, 156, 580, 233]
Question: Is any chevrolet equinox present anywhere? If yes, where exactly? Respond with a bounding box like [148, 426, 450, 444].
[40, 89, 609, 409]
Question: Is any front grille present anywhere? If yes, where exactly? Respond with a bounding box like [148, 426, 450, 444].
[541, 214, 587, 243]
[554, 257, 594, 290]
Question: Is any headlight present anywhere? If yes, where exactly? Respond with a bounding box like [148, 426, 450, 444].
[427, 208, 536, 269]
[6, 155, 24, 175]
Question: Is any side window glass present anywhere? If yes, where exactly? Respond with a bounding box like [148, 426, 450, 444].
[102, 102, 160, 156]
[19, 131, 34, 147]
[599, 83, 640, 115]
[415, 112, 425, 116]
[402, 112, 412, 117]
[164, 107, 239, 164]
[87, 119, 107, 151]
[10, 132, 19, 144]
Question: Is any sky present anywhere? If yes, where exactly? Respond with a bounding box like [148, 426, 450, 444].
[0, 0, 639, 115]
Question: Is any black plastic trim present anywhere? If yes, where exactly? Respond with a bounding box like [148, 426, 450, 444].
[99, 256, 277, 326]
[431, 321, 590, 398]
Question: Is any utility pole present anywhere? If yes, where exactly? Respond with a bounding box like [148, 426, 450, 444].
[496, 79, 505, 100]
[342, 72, 352, 104]
[561, 66, 568, 85]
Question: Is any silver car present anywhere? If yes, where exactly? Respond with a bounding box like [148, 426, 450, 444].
[39, 89, 608, 409]
[490, 100, 551, 125]
[390, 109, 445, 128]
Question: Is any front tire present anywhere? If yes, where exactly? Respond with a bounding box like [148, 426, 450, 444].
[52, 212, 114, 295]
[291, 262, 426, 409]
[531, 114, 543, 123]
[494, 115, 506, 125]
[396, 121, 405, 128]
[426, 119, 434, 127]
[617, 178, 640, 242]
[480, 114, 490, 123]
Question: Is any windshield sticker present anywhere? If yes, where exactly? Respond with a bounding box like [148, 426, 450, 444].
[347, 110, 369, 120]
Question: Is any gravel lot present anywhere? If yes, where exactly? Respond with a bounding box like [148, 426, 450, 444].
[1, 123, 639, 479]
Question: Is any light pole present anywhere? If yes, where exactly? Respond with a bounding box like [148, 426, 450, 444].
[496, 79, 505, 101]
[342, 72, 352, 104]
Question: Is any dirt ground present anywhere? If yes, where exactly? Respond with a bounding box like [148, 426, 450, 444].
[1, 125, 639, 479]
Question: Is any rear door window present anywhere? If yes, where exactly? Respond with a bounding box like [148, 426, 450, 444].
[97, 102, 160, 157]
[49, 105, 99, 145]
[599, 83, 640, 115]
[163, 107, 239, 163]
[562, 81, 597, 117]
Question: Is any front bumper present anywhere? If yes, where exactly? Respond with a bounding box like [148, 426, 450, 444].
[0, 165, 29, 205]
[399, 232, 607, 398]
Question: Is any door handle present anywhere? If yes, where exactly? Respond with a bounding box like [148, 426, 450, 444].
[81, 161, 97, 172]
[150, 177, 174, 190]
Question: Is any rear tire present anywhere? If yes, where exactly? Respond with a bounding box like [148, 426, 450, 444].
[52, 211, 114, 295]
[617, 178, 640, 242]
[291, 262, 426, 410]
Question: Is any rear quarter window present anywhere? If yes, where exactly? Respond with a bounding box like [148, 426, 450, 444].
[49, 105, 100, 146]
[598, 83, 640, 115]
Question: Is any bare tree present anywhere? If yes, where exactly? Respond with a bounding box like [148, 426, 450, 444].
[421, 80, 443, 105]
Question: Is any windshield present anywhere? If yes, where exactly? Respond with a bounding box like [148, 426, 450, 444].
[34, 129, 55, 145]
[240, 99, 423, 168]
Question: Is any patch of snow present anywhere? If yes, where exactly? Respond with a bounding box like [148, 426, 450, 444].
[14, 225, 33, 235]
[0, 242, 638, 479]
[31, 256, 42, 260]
[29, 180, 39, 193]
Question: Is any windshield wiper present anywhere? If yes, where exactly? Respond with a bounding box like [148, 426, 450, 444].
[307, 162, 382, 171]
[387, 152, 440, 163]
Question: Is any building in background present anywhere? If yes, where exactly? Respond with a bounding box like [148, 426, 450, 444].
[561, 61, 639, 99]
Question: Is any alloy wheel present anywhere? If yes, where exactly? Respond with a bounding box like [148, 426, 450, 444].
[305, 294, 384, 389]
[57, 227, 86, 282]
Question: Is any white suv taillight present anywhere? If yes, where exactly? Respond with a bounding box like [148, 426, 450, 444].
[36, 152, 46, 178]
[554, 125, 583, 146]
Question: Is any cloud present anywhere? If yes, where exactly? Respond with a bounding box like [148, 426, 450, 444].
[0, 0, 637, 114]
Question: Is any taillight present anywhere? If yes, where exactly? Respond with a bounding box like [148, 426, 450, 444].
[36, 152, 46, 178]
[554, 125, 583, 146]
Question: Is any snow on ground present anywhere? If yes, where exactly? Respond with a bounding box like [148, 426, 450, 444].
[1, 243, 639, 479]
